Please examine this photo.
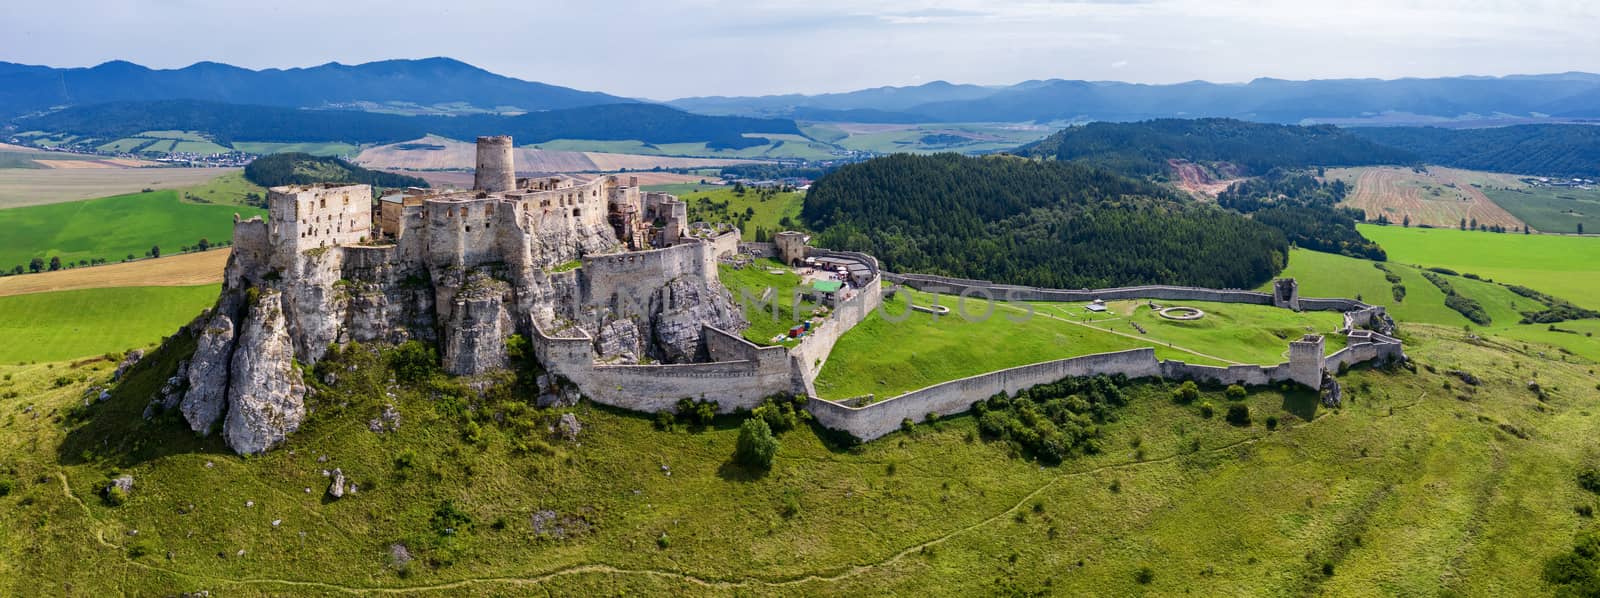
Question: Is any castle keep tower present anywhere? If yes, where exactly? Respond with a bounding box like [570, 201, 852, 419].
[1272, 278, 1300, 311]
[775, 231, 810, 266]
[1287, 334, 1326, 390]
[474, 135, 516, 193]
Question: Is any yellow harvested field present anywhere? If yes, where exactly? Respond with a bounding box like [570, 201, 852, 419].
[0, 142, 38, 152]
[0, 250, 228, 297]
[0, 167, 239, 209]
[355, 136, 754, 174]
[1331, 165, 1526, 230]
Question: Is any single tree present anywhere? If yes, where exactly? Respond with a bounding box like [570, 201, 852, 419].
[1402, 214, 1410, 228]
[28, 257, 44, 273]
[48, 256, 61, 271]
[198, 238, 211, 251]
[9, 265, 21, 276]
[150, 245, 161, 259]
[734, 417, 779, 470]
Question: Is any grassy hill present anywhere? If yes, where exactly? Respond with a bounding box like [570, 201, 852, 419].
[0, 188, 264, 271]
[243, 152, 427, 190]
[1, 320, 1598, 594]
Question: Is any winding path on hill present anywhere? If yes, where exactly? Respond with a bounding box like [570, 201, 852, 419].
[1004, 302, 1245, 366]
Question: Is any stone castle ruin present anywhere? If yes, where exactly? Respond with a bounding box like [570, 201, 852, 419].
[160, 135, 1405, 454]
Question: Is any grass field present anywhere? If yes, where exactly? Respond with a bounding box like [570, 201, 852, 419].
[678, 186, 804, 241]
[2, 320, 1597, 594]
[0, 250, 229, 297]
[0, 168, 241, 209]
[1359, 224, 1600, 310]
[717, 259, 821, 344]
[230, 141, 361, 157]
[0, 188, 265, 270]
[804, 122, 1054, 155]
[0, 284, 217, 363]
[1480, 184, 1600, 235]
[1330, 166, 1525, 230]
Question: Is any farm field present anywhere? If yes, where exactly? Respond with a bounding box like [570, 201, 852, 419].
[354, 136, 755, 172]
[0, 167, 240, 209]
[0, 250, 229, 297]
[0, 188, 265, 270]
[1480, 184, 1600, 235]
[678, 186, 804, 241]
[533, 137, 841, 161]
[0, 284, 218, 363]
[173, 171, 266, 207]
[802, 122, 1054, 154]
[230, 141, 361, 157]
[1330, 166, 1525, 230]
[1358, 224, 1600, 310]
[3, 321, 1595, 594]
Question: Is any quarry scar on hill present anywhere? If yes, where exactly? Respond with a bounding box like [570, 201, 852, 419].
[147, 136, 1406, 454]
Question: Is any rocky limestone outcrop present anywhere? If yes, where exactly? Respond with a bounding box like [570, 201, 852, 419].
[181, 309, 236, 434]
[596, 319, 642, 363]
[222, 290, 307, 454]
[649, 276, 745, 363]
[440, 271, 513, 375]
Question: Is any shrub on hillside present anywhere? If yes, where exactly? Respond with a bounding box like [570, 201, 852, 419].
[1199, 402, 1215, 419]
[1172, 380, 1200, 404]
[973, 374, 1128, 464]
[1226, 404, 1252, 426]
[735, 417, 779, 470]
[1579, 468, 1600, 495]
[1225, 384, 1247, 400]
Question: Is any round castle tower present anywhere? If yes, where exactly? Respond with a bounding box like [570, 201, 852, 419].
[474, 135, 516, 193]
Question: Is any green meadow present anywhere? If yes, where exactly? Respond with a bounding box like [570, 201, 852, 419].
[1358, 224, 1600, 309]
[0, 187, 266, 270]
[1481, 184, 1600, 235]
[677, 186, 804, 241]
[0, 285, 218, 363]
[2, 320, 1598, 594]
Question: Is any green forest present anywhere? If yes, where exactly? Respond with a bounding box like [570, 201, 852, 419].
[244, 153, 429, 190]
[1217, 169, 1387, 260]
[1351, 125, 1600, 179]
[802, 153, 1288, 289]
[1017, 118, 1417, 177]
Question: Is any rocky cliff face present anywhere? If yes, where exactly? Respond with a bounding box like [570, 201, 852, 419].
[164, 212, 747, 454]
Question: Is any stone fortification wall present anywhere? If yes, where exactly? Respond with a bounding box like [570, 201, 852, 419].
[790, 275, 882, 390]
[809, 349, 1164, 441]
[708, 231, 740, 259]
[1159, 361, 1283, 387]
[1324, 332, 1404, 372]
[738, 242, 778, 258]
[579, 241, 714, 304]
[1301, 298, 1368, 312]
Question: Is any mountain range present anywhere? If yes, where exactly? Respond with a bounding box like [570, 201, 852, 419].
[670, 73, 1600, 124]
[6, 58, 1600, 127]
[0, 57, 630, 119]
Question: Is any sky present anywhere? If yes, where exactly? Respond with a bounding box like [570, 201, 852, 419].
[3, 0, 1598, 99]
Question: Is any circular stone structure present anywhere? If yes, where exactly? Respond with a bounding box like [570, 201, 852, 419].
[1158, 306, 1205, 321]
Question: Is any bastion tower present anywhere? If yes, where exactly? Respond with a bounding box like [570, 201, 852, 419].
[474, 135, 516, 192]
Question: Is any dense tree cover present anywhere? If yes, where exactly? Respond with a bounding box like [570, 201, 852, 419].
[1217, 169, 1387, 260]
[1351, 125, 1600, 179]
[21, 100, 799, 150]
[803, 153, 1288, 289]
[244, 153, 429, 190]
[973, 374, 1132, 464]
[1017, 119, 1417, 178]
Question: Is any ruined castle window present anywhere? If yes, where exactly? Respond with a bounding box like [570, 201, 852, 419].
[320, 198, 326, 209]
[573, 208, 581, 217]
[448, 206, 455, 217]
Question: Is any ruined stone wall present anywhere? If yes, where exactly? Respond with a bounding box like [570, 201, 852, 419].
[885, 273, 1276, 305]
[739, 242, 778, 258]
[1159, 361, 1282, 387]
[268, 184, 373, 256]
[808, 349, 1165, 441]
[579, 241, 714, 305]
[790, 275, 882, 389]
[708, 230, 740, 259]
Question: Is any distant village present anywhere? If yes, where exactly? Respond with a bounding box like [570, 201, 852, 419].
[1524, 176, 1597, 190]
